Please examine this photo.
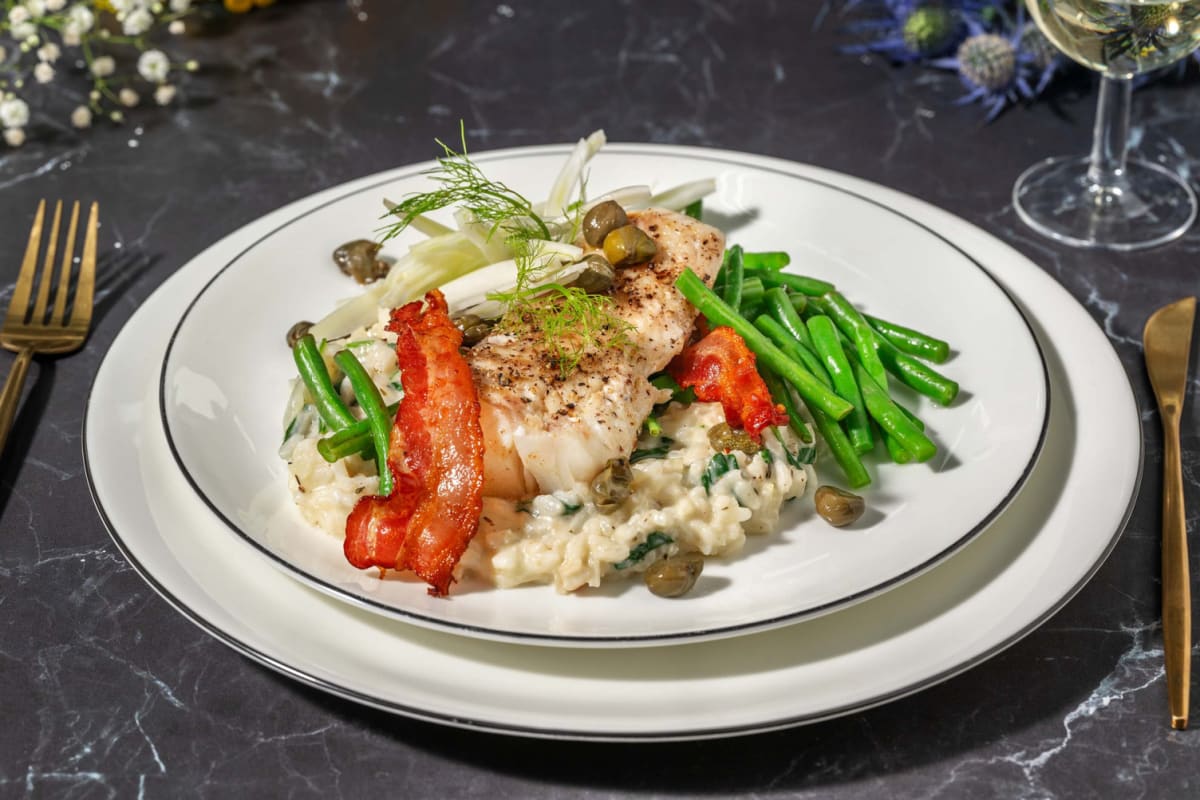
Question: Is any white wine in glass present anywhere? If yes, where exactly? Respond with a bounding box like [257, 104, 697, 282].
[1014, 1, 1200, 250]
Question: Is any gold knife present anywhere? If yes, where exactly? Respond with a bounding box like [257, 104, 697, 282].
[1144, 296, 1196, 730]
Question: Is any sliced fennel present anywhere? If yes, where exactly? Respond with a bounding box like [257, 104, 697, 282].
[650, 178, 717, 212]
[440, 242, 585, 320]
[453, 207, 517, 263]
[543, 130, 607, 218]
[543, 185, 654, 232]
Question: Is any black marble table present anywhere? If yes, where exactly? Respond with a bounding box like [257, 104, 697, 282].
[2, 1, 1198, 796]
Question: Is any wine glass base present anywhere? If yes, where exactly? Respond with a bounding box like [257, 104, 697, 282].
[1013, 155, 1197, 251]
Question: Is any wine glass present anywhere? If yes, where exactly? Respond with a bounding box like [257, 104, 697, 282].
[1014, 1, 1200, 250]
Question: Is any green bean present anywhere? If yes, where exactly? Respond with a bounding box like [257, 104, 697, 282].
[814, 295, 958, 406]
[764, 287, 815, 352]
[333, 349, 395, 496]
[753, 316, 870, 487]
[740, 276, 765, 311]
[721, 245, 744, 311]
[788, 291, 807, 317]
[752, 315, 829, 389]
[293, 334, 356, 432]
[317, 402, 401, 462]
[742, 251, 791, 271]
[739, 301, 765, 321]
[807, 315, 873, 454]
[828, 332, 930, 462]
[762, 369, 813, 444]
[815, 292, 889, 394]
[874, 332, 959, 406]
[717, 251, 791, 287]
[881, 395, 930, 463]
[811, 403, 871, 488]
[865, 314, 950, 364]
[675, 269, 853, 421]
[850, 360, 936, 462]
[318, 427, 370, 463]
[880, 422, 913, 464]
[751, 268, 835, 297]
[771, 369, 869, 488]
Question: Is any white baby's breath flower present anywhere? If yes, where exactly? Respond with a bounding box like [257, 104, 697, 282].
[137, 49, 169, 83]
[25, 0, 47, 18]
[4, 127, 25, 147]
[36, 42, 58, 62]
[63, 5, 94, 37]
[110, 0, 139, 14]
[70, 104, 91, 128]
[153, 82, 176, 105]
[169, 0, 191, 10]
[0, 97, 30, 129]
[90, 55, 115, 78]
[62, 31, 80, 46]
[122, 7, 152, 35]
[168, 19, 184, 34]
[33, 61, 53, 83]
[45, 0, 66, 11]
[109, 109, 124, 123]
[119, 87, 139, 107]
[9, 9, 34, 41]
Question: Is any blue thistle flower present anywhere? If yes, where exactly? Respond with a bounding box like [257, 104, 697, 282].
[839, 0, 968, 62]
[833, 2, 1068, 120]
[929, 11, 1041, 122]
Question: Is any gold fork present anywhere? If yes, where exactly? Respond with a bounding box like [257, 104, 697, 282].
[0, 200, 99, 457]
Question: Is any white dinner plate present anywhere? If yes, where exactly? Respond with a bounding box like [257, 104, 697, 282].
[156, 146, 1048, 645]
[86, 146, 1138, 741]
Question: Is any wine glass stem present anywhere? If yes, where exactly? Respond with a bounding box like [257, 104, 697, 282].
[1086, 76, 1132, 192]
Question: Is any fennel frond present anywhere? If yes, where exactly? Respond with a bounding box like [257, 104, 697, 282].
[380, 124, 551, 245]
[496, 280, 633, 377]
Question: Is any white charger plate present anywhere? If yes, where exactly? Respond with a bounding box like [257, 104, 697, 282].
[156, 146, 1048, 645]
[86, 148, 1138, 741]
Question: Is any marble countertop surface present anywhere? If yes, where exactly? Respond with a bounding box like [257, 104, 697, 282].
[2, 1, 1198, 796]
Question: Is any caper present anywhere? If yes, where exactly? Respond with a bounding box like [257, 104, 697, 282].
[582, 200, 629, 247]
[708, 422, 761, 455]
[644, 554, 703, 598]
[461, 321, 494, 346]
[602, 224, 658, 268]
[569, 254, 616, 294]
[453, 313, 482, 330]
[814, 485, 866, 527]
[333, 239, 390, 284]
[591, 457, 633, 511]
[286, 320, 313, 348]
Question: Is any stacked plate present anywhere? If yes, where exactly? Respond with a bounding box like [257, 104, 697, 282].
[85, 145, 1141, 741]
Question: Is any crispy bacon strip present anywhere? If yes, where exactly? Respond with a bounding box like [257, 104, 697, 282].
[344, 290, 484, 596]
[667, 325, 787, 439]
